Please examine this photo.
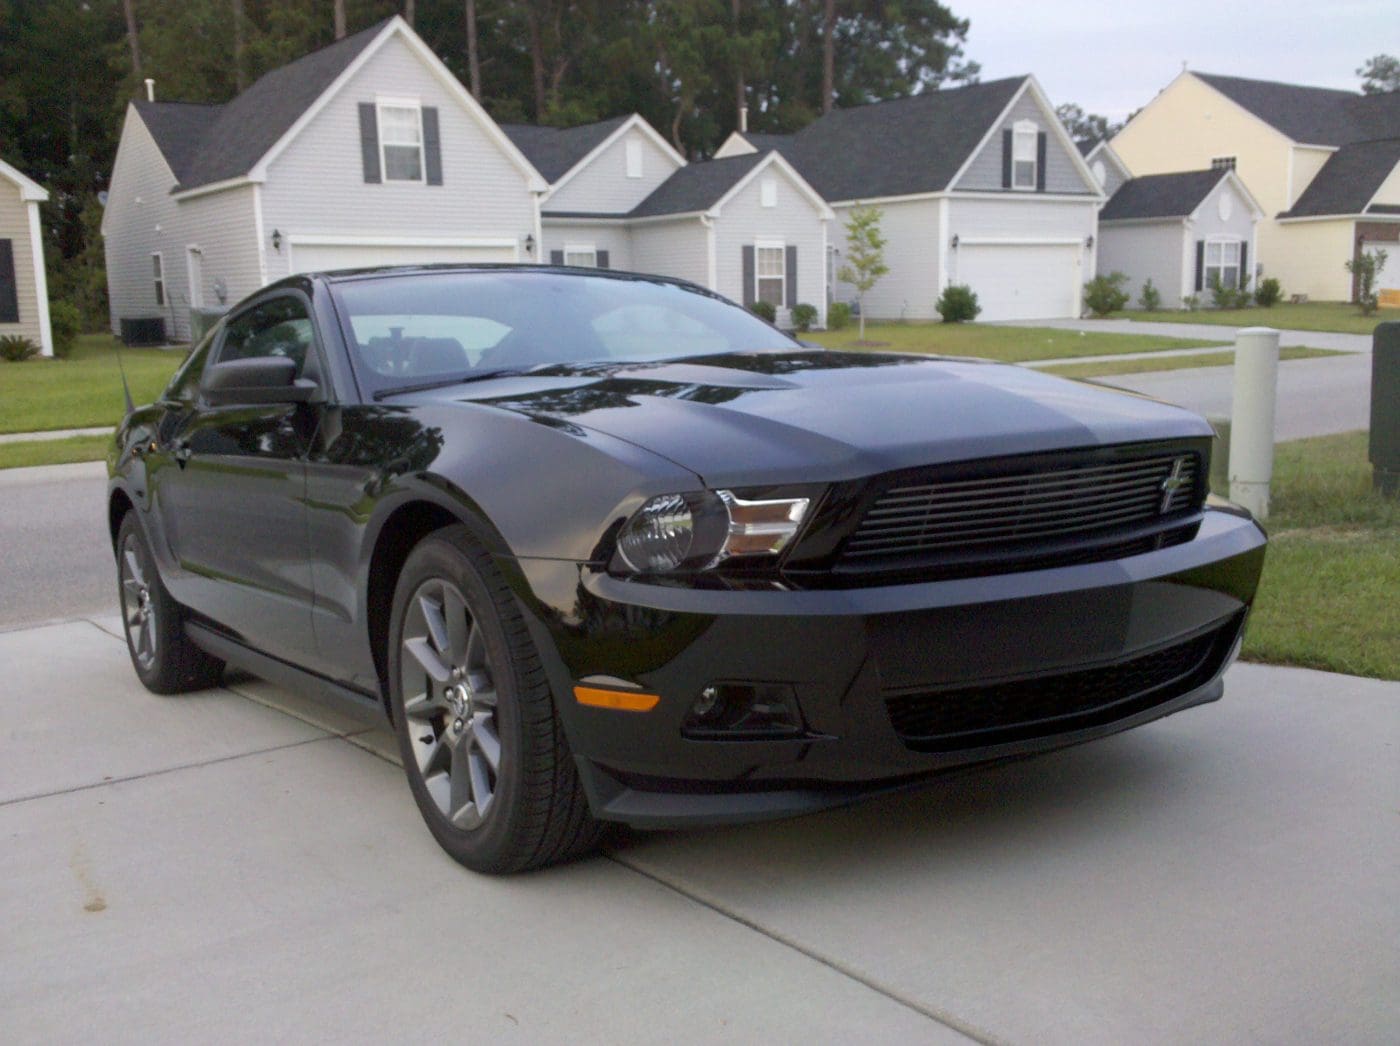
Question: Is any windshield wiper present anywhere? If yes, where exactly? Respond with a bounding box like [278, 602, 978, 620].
[372, 366, 549, 402]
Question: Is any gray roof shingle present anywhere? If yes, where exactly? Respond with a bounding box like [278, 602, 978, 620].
[136, 20, 388, 192]
[742, 77, 1026, 201]
[500, 116, 631, 182]
[628, 152, 766, 217]
[1194, 72, 1400, 147]
[1099, 169, 1229, 221]
[1279, 138, 1400, 218]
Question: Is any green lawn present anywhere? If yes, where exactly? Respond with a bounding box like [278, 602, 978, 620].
[0, 334, 186, 435]
[807, 322, 1221, 362]
[1042, 345, 1343, 379]
[1126, 301, 1387, 337]
[0, 433, 112, 470]
[1223, 432, 1398, 681]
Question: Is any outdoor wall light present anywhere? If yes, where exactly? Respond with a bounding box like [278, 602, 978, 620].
[271, 229, 282, 252]
[525, 233, 535, 255]
[950, 234, 959, 249]
[1085, 234, 1094, 249]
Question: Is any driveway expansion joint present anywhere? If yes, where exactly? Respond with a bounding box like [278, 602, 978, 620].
[603, 851, 1003, 1045]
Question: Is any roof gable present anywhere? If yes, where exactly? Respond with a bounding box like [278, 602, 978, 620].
[1193, 72, 1400, 147]
[628, 152, 766, 217]
[1100, 169, 1230, 221]
[1280, 138, 1400, 218]
[131, 100, 222, 185]
[0, 157, 48, 201]
[501, 116, 631, 182]
[762, 77, 1027, 200]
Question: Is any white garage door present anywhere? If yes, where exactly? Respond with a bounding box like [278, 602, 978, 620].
[956, 243, 1081, 322]
[288, 240, 517, 275]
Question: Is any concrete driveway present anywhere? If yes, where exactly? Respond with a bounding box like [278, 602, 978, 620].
[2, 605, 1396, 1042]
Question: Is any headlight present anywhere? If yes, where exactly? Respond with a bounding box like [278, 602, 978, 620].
[612, 490, 812, 574]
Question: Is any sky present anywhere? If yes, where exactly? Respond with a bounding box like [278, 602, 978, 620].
[950, 0, 1394, 122]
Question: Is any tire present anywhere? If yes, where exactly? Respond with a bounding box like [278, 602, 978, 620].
[387, 525, 602, 874]
[115, 512, 225, 694]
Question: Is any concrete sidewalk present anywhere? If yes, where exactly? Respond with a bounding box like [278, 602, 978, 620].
[999, 317, 1374, 354]
[2, 614, 1396, 1042]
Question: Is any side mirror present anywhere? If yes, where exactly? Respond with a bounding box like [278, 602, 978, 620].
[202, 356, 319, 406]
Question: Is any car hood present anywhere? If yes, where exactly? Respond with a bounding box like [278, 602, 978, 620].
[433, 350, 1214, 486]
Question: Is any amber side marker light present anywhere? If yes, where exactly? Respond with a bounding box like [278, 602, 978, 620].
[573, 685, 661, 712]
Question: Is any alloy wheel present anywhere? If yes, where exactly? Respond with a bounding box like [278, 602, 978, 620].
[120, 533, 157, 671]
[399, 578, 502, 830]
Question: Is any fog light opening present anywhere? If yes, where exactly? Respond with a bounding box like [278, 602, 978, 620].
[682, 682, 803, 740]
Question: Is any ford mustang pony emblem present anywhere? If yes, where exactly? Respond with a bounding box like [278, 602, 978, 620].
[1160, 457, 1190, 513]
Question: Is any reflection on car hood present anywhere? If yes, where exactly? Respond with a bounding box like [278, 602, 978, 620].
[433, 351, 1214, 485]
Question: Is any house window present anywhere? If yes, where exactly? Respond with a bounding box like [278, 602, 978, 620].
[1013, 121, 1038, 190]
[152, 253, 165, 306]
[756, 244, 785, 306]
[760, 177, 777, 208]
[378, 102, 424, 182]
[1205, 239, 1242, 289]
[1211, 156, 1237, 171]
[626, 138, 643, 179]
[564, 246, 597, 268]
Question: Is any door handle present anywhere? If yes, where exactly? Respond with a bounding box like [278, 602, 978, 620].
[172, 439, 192, 467]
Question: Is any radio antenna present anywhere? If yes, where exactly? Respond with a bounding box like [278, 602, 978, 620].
[115, 339, 135, 417]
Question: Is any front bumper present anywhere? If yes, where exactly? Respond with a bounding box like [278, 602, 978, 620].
[511, 508, 1266, 827]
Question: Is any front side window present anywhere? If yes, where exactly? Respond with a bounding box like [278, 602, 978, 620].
[1205, 240, 1242, 289]
[564, 246, 598, 268]
[756, 245, 785, 307]
[152, 253, 165, 306]
[1013, 122, 1037, 189]
[217, 295, 315, 373]
[378, 103, 424, 182]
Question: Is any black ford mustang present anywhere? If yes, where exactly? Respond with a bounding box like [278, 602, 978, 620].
[108, 267, 1266, 873]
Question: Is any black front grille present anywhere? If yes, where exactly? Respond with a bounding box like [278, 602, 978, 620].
[841, 448, 1201, 566]
[886, 617, 1239, 752]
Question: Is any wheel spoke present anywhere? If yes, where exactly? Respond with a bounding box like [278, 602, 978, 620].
[138, 616, 153, 660]
[424, 769, 451, 814]
[443, 586, 469, 665]
[401, 689, 444, 720]
[122, 577, 143, 601]
[403, 636, 451, 685]
[446, 733, 476, 826]
[468, 749, 493, 816]
[418, 593, 450, 656]
[470, 715, 501, 772]
[123, 547, 146, 589]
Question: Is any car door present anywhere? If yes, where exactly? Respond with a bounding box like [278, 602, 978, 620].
[155, 292, 323, 664]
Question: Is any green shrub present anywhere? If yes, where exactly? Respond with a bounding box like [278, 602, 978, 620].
[0, 334, 40, 362]
[749, 299, 777, 323]
[48, 300, 81, 359]
[1181, 294, 1200, 311]
[936, 284, 980, 323]
[1083, 272, 1130, 317]
[1345, 248, 1389, 316]
[827, 301, 852, 330]
[1255, 277, 1282, 308]
[1138, 278, 1161, 311]
[1209, 274, 1253, 309]
[790, 302, 818, 332]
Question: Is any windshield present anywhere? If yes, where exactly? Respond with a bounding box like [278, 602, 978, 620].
[329, 270, 799, 397]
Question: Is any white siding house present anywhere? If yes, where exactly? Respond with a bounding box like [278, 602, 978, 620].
[0, 158, 53, 355]
[717, 76, 1104, 322]
[1096, 169, 1263, 309]
[103, 16, 545, 341]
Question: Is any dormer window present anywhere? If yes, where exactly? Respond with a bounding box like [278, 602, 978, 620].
[1013, 121, 1038, 190]
[378, 102, 424, 182]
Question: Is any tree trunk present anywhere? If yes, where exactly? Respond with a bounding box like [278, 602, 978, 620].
[822, 0, 835, 114]
[527, 8, 546, 119]
[334, 0, 346, 40]
[732, 0, 745, 129]
[465, 0, 481, 98]
[122, 0, 142, 79]
[404, 0, 416, 27]
[232, 0, 246, 92]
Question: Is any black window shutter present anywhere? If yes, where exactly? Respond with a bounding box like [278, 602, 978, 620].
[785, 245, 797, 308]
[422, 106, 442, 185]
[1239, 242, 1248, 288]
[1001, 129, 1012, 189]
[358, 103, 381, 183]
[1036, 132, 1047, 191]
[1194, 240, 1205, 291]
[742, 245, 756, 307]
[596, 250, 610, 269]
[0, 240, 17, 323]
[550, 250, 564, 265]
